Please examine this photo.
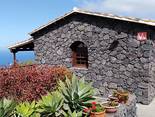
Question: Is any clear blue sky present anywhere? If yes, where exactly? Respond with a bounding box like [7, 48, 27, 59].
[0, 0, 155, 50]
[0, 0, 79, 50]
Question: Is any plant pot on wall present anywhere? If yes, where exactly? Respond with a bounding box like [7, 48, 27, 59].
[113, 90, 129, 104]
[117, 92, 129, 104]
[108, 95, 119, 102]
[105, 106, 117, 113]
[105, 103, 119, 113]
[102, 101, 119, 113]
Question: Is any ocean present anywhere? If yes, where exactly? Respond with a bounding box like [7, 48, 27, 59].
[0, 49, 35, 66]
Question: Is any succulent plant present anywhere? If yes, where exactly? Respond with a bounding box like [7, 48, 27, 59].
[15, 101, 39, 117]
[0, 98, 16, 117]
[36, 91, 63, 117]
[58, 74, 95, 112]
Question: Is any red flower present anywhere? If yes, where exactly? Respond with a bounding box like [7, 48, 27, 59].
[91, 101, 96, 105]
[92, 105, 96, 110]
[83, 108, 90, 113]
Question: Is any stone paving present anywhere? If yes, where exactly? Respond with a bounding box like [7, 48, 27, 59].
[137, 98, 155, 117]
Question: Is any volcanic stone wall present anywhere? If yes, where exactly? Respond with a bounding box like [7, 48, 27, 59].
[148, 39, 155, 103]
[33, 14, 155, 104]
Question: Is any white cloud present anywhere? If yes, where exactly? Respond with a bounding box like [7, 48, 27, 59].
[77, 0, 155, 19]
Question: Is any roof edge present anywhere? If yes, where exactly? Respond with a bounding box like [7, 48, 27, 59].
[29, 10, 76, 35]
[8, 38, 33, 49]
[29, 8, 155, 36]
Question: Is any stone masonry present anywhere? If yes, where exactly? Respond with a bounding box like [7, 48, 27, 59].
[32, 13, 155, 104]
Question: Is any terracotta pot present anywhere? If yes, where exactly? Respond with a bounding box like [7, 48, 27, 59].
[108, 95, 119, 102]
[90, 111, 106, 117]
[118, 93, 129, 103]
[115, 91, 129, 104]
[105, 106, 117, 113]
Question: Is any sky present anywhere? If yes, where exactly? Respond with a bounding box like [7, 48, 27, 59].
[0, 0, 155, 50]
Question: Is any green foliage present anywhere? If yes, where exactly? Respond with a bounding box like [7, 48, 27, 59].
[0, 74, 95, 117]
[0, 98, 16, 117]
[108, 101, 119, 106]
[19, 60, 34, 66]
[15, 101, 39, 117]
[58, 74, 95, 112]
[63, 110, 83, 117]
[36, 91, 63, 117]
[92, 104, 104, 112]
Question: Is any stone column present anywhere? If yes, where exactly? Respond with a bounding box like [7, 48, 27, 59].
[13, 52, 17, 65]
[10, 49, 17, 65]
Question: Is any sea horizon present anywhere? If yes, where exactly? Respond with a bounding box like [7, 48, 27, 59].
[0, 49, 35, 66]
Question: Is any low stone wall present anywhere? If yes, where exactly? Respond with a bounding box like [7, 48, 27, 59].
[106, 94, 137, 117]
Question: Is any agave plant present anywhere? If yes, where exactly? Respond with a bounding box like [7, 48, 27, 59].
[63, 110, 83, 117]
[36, 91, 64, 117]
[58, 74, 95, 112]
[15, 101, 39, 117]
[0, 98, 16, 117]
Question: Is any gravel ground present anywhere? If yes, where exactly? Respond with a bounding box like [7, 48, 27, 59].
[137, 98, 155, 117]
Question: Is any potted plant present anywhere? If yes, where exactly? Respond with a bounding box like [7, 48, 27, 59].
[108, 95, 119, 102]
[112, 90, 129, 104]
[90, 102, 106, 117]
[103, 101, 119, 113]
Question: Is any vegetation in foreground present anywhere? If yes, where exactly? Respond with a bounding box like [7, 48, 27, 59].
[0, 65, 128, 116]
[0, 74, 97, 117]
[0, 65, 72, 101]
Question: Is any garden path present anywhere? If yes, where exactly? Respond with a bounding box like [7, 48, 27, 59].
[137, 98, 155, 117]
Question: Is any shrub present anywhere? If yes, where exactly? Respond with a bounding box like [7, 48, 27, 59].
[19, 60, 35, 66]
[0, 65, 72, 102]
[0, 73, 95, 117]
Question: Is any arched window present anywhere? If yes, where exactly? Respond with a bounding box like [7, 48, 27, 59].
[70, 41, 88, 68]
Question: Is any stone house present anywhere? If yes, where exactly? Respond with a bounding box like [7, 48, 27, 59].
[9, 8, 155, 104]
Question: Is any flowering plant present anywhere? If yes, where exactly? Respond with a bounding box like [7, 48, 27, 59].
[91, 104, 104, 112]
[83, 101, 105, 113]
[112, 90, 129, 103]
[108, 101, 119, 107]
